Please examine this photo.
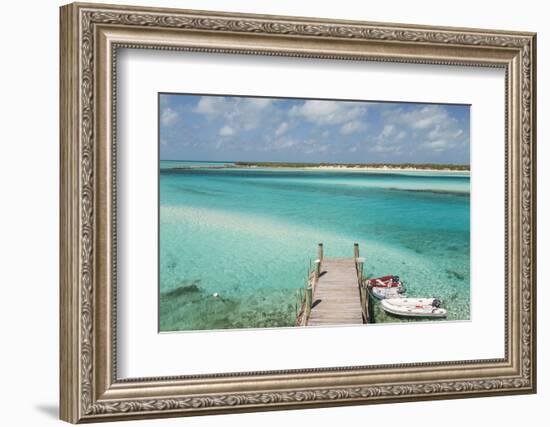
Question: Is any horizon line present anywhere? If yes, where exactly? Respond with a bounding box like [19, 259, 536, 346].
[159, 159, 471, 166]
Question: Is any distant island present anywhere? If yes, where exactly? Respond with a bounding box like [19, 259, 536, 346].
[234, 162, 470, 172]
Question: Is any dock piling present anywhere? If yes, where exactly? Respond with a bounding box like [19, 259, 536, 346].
[314, 259, 321, 279]
[354, 245, 369, 323]
[356, 257, 365, 281]
[304, 279, 312, 320]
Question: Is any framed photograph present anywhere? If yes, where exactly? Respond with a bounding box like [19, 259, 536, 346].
[60, 2, 537, 423]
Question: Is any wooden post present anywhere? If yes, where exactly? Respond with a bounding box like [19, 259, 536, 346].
[354, 243, 360, 259]
[356, 257, 365, 281]
[367, 285, 375, 323]
[305, 280, 312, 322]
[359, 284, 366, 322]
[364, 285, 370, 324]
[314, 259, 321, 279]
[318, 243, 324, 261]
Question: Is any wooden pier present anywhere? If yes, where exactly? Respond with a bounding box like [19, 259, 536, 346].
[297, 243, 370, 326]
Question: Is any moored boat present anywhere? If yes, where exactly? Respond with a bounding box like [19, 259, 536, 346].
[370, 286, 405, 300]
[368, 275, 402, 288]
[381, 297, 447, 318]
[367, 275, 405, 300]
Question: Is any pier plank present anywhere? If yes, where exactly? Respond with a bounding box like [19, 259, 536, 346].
[307, 258, 364, 326]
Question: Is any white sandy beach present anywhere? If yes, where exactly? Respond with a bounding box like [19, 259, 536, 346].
[302, 165, 470, 173]
[234, 164, 470, 174]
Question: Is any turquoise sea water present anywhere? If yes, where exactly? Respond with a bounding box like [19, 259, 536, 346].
[159, 161, 470, 331]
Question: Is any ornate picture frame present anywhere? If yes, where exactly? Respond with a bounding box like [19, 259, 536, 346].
[60, 2, 536, 423]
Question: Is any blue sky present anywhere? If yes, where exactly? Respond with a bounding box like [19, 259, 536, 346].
[159, 94, 470, 164]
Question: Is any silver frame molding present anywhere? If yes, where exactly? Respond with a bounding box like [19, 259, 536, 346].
[60, 2, 537, 423]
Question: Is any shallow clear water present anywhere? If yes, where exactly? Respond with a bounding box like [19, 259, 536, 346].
[159, 161, 470, 331]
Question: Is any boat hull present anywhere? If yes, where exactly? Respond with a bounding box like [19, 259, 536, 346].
[381, 298, 447, 318]
[370, 286, 404, 300]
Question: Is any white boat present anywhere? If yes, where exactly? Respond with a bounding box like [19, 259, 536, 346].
[370, 286, 405, 300]
[367, 275, 405, 300]
[381, 298, 447, 318]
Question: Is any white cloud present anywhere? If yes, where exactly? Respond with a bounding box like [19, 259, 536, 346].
[275, 122, 289, 136]
[161, 107, 178, 126]
[380, 124, 395, 138]
[340, 121, 366, 135]
[399, 105, 450, 129]
[422, 120, 465, 152]
[427, 126, 440, 140]
[272, 138, 297, 149]
[369, 143, 402, 154]
[380, 104, 467, 154]
[194, 97, 227, 114]
[266, 137, 329, 155]
[218, 125, 235, 136]
[162, 93, 468, 162]
[375, 125, 406, 142]
[422, 139, 449, 152]
[248, 98, 273, 109]
[304, 143, 329, 155]
[365, 124, 406, 154]
[194, 96, 281, 132]
[289, 100, 366, 126]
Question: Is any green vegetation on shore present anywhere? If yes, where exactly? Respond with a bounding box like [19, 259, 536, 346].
[234, 162, 470, 171]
